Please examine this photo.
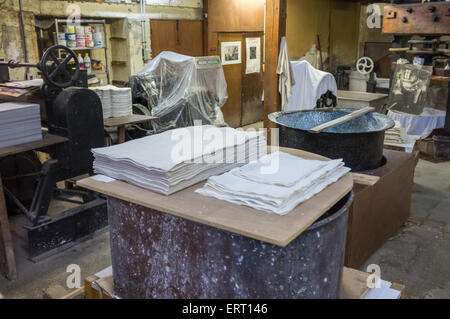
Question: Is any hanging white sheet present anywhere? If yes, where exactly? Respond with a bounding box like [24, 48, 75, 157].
[283, 60, 337, 112]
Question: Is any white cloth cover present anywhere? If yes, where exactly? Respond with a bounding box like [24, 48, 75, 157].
[277, 37, 296, 109]
[387, 107, 446, 138]
[196, 151, 350, 215]
[283, 60, 337, 112]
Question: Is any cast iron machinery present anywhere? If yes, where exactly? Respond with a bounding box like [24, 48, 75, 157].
[0, 45, 107, 259]
[383, 0, 450, 136]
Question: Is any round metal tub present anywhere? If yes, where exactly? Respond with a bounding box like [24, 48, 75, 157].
[269, 108, 395, 171]
[109, 191, 353, 299]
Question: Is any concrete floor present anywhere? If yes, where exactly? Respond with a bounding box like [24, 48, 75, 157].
[0, 158, 449, 299]
[363, 159, 450, 299]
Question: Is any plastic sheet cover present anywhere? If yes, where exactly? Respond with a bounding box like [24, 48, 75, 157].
[130, 51, 228, 132]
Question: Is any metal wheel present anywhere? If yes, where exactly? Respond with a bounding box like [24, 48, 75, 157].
[39, 45, 80, 88]
[356, 57, 374, 75]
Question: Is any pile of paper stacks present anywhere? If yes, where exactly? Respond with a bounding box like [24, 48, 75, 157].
[92, 125, 266, 195]
[196, 151, 350, 215]
[0, 102, 42, 148]
[111, 87, 133, 117]
[91, 85, 132, 119]
[384, 121, 407, 144]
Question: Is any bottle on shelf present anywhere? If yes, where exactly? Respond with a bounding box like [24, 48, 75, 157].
[77, 53, 85, 69]
[84, 53, 92, 74]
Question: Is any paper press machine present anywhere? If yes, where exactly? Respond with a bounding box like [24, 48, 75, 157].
[0, 45, 108, 260]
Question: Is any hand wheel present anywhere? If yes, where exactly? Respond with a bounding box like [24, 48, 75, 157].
[356, 57, 374, 75]
[38, 45, 80, 89]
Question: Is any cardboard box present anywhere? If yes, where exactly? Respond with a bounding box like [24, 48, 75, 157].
[345, 149, 418, 268]
[342, 267, 405, 299]
[84, 266, 115, 299]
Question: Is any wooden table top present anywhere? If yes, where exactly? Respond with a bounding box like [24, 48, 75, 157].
[103, 114, 158, 128]
[0, 131, 68, 158]
[77, 147, 353, 247]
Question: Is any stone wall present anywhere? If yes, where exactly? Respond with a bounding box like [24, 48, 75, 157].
[0, 0, 203, 81]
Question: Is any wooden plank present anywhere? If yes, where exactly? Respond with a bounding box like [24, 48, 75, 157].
[383, 2, 450, 35]
[351, 173, 380, 186]
[264, 0, 287, 142]
[0, 131, 68, 158]
[103, 114, 157, 128]
[0, 174, 16, 280]
[207, 0, 264, 33]
[308, 107, 375, 133]
[77, 147, 353, 247]
[342, 267, 370, 299]
[43, 284, 70, 299]
[43, 284, 85, 299]
[84, 275, 101, 300]
[150, 19, 204, 58]
[391, 283, 406, 299]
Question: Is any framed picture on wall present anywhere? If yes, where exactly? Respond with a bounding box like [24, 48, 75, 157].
[221, 41, 242, 65]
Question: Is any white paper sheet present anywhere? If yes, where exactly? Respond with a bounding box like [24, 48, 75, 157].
[245, 37, 261, 74]
[221, 41, 242, 65]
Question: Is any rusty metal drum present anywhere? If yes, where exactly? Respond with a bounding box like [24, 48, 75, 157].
[107, 191, 353, 299]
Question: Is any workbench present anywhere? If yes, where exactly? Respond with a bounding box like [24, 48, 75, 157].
[0, 131, 68, 280]
[103, 114, 158, 144]
[78, 147, 353, 299]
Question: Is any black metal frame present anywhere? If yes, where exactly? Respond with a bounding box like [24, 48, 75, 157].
[1, 45, 108, 260]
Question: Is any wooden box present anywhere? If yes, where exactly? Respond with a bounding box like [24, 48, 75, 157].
[345, 150, 418, 268]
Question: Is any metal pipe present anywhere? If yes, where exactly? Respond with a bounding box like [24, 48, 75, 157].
[18, 0, 30, 76]
[141, 0, 148, 62]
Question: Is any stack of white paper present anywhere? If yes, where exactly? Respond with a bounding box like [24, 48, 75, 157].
[91, 86, 112, 119]
[196, 151, 350, 215]
[91, 85, 132, 119]
[92, 125, 267, 195]
[0, 102, 42, 148]
[111, 87, 132, 117]
[385, 121, 407, 144]
[364, 279, 402, 299]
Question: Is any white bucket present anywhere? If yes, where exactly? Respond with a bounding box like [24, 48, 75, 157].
[349, 71, 369, 92]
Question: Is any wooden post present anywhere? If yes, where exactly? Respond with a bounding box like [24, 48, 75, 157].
[117, 126, 126, 144]
[203, 0, 209, 56]
[264, 0, 287, 144]
[0, 174, 17, 280]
